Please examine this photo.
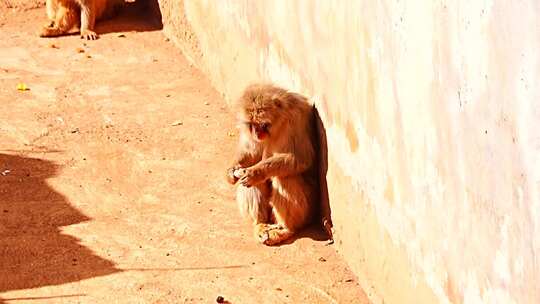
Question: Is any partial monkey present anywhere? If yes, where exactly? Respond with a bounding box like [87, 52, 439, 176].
[226, 84, 319, 245]
[40, 0, 124, 40]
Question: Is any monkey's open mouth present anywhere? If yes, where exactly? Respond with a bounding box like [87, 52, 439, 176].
[255, 131, 268, 141]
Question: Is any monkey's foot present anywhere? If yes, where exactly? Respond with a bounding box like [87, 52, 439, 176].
[40, 26, 63, 37]
[81, 29, 98, 40]
[39, 28, 50, 37]
[264, 227, 294, 246]
[44, 20, 55, 28]
[255, 224, 292, 246]
[254, 223, 271, 243]
[254, 223, 278, 243]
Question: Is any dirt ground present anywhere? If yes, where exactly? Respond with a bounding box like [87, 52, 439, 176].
[0, 3, 370, 304]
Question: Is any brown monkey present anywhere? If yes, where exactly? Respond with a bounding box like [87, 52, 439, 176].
[40, 0, 124, 40]
[226, 84, 318, 245]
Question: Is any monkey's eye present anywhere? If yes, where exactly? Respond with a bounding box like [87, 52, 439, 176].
[260, 123, 271, 131]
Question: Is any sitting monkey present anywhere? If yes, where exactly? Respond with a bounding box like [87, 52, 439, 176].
[40, 0, 124, 40]
[227, 84, 320, 245]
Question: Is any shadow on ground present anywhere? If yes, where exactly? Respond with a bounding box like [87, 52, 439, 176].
[96, 0, 163, 36]
[0, 154, 119, 303]
[285, 223, 332, 245]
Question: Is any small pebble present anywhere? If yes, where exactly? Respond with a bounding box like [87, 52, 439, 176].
[76, 47, 85, 53]
[233, 168, 245, 178]
[216, 296, 225, 303]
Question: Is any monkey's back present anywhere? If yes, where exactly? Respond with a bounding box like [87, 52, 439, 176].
[271, 92, 319, 223]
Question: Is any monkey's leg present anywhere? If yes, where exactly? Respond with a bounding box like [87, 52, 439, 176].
[259, 177, 311, 246]
[40, 5, 78, 37]
[236, 182, 271, 225]
[254, 223, 286, 244]
[80, 2, 98, 40]
[44, 0, 57, 27]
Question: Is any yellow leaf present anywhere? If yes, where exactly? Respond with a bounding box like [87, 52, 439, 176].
[16, 83, 29, 91]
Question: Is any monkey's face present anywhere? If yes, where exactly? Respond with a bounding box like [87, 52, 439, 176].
[237, 106, 279, 143]
[242, 120, 272, 142]
[237, 88, 287, 143]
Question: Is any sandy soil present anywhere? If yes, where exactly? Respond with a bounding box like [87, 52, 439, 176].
[0, 3, 370, 304]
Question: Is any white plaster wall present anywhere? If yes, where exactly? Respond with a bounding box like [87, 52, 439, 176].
[165, 1, 540, 303]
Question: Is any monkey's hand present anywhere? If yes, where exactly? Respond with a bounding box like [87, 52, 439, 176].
[238, 168, 266, 187]
[81, 29, 99, 40]
[226, 166, 246, 185]
[226, 167, 238, 184]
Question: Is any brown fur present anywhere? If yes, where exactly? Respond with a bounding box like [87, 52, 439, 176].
[226, 84, 318, 245]
[40, 0, 124, 40]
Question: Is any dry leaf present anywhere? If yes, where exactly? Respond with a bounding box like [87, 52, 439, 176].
[16, 83, 29, 91]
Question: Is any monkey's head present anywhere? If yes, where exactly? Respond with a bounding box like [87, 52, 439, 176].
[236, 84, 290, 143]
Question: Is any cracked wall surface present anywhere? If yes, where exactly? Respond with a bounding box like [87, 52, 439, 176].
[159, 1, 540, 303]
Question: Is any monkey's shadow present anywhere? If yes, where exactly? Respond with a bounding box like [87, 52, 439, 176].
[278, 223, 331, 247]
[95, 0, 163, 35]
[0, 153, 120, 303]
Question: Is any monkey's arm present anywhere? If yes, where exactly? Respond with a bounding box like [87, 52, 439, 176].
[80, 1, 98, 40]
[238, 152, 312, 187]
[226, 151, 260, 185]
[258, 153, 312, 177]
